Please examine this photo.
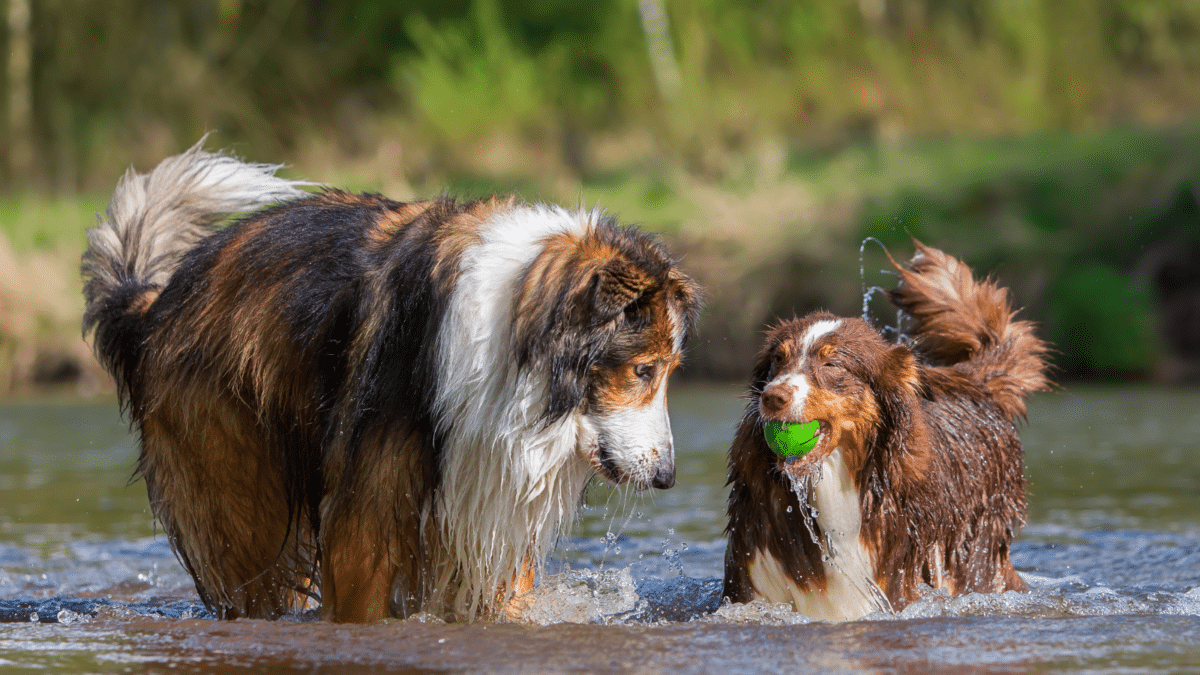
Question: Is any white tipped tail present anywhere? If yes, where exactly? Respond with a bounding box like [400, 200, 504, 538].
[84, 139, 313, 294]
[82, 140, 313, 390]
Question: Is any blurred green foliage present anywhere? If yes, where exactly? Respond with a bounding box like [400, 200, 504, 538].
[1050, 264, 1159, 377]
[7, 0, 1200, 188]
[3, 0, 1200, 382]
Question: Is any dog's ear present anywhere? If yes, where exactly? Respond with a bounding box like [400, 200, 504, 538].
[589, 258, 652, 325]
[879, 345, 921, 400]
[539, 259, 652, 422]
[873, 344, 932, 477]
[869, 344, 921, 442]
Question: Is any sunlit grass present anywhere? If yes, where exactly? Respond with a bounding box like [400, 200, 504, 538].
[0, 194, 105, 254]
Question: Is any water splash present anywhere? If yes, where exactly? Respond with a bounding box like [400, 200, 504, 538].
[785, 472, 822, 546]
[590, 479, 645, 571]
[703, 598, 814, 626]
[786, 459, 893, 616]
[519, 568, 641, 625]
[518, 568, 724, 625]
[859, 236, 886, 322]
[661, 538, 685, 577]
[859, 236, 906, 341]
[893, 575, 1200, 620]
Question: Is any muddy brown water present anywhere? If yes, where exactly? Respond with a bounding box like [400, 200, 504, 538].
[2, 384, 1199, 673]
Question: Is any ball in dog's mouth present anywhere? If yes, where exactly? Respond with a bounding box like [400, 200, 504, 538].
[763, 419, 821, 458]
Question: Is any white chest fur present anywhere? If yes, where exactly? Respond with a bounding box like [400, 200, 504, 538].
[746, 448, 892, 621]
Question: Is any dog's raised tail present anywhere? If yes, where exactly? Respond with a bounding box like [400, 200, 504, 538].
[886, 240, 1051, 419]
[82, 140, 311, 397]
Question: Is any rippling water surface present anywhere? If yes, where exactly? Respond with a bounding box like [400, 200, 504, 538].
[2, 384, 1199, 673]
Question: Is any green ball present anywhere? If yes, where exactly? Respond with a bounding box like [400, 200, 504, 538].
[763, 420, 820, 458]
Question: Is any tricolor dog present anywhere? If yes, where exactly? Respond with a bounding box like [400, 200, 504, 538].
[723, 242, 1050, 620]
[82, 143, 701, 622]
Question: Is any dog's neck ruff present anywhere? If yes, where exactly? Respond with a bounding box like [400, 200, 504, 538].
[432, 204, 599, 618]
[748, 448, 892, 621]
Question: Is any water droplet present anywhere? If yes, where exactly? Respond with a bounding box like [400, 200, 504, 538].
[57, 609, 88, 626]
[786, 505, 793, 513]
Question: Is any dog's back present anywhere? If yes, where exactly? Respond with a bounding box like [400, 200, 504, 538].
[877, 241, 1052, 602]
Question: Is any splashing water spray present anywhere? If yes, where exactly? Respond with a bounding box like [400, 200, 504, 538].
[859, 236, 907, 342]
[783, 458, 894, 616]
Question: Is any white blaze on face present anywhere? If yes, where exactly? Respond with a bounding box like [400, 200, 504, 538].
[759, 319, 841, 420]
[668, 301, 686, 354]
[800, 319, 841, 352]
[591, 374, 673, 488]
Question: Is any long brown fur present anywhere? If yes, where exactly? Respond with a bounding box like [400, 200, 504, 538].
[724, 241, 1051, 617]
[82, 145, 701, 622]
[887, 240, 1051, 419]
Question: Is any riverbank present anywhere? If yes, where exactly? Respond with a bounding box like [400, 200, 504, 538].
[2, 127, 1199, 393]
[0, 197, 106, 394]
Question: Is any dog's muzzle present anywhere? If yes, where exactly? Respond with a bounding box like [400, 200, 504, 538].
[651, 456, 675, 489]
[594, 443, 675, 491]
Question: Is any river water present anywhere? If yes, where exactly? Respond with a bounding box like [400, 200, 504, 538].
[2, 384, 1199, 673]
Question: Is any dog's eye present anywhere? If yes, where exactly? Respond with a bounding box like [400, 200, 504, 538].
[771, 351, 787, 366]
[822, 361, 846, 374]
[634, 364, 655, 382]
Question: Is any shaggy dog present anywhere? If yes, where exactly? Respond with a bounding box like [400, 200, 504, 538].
[82, 143, 701, 622]
[723, 242, 1050, 620]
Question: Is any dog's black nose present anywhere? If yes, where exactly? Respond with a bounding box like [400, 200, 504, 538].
[652, 464, 675, 489]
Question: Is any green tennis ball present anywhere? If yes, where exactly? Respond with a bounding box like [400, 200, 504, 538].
[763, 420, 820, 458]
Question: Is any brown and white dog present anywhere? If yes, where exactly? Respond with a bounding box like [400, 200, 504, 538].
[82, 143, 700, 622]
[723, 242, 1050, 620]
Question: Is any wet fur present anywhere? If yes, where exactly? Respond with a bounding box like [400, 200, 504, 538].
[723, 241, 1050, 619]
[83, 143, 701, 622]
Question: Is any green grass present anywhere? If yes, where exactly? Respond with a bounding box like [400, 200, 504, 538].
[0, 195, 106, 253]
[789, 126, 1197, 205]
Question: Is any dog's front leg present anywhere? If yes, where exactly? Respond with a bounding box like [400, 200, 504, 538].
[500, 550, 537, 620]
[320, 521, 396, 623]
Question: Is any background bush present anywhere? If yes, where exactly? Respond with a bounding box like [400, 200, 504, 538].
[3, 0, 1200, 386]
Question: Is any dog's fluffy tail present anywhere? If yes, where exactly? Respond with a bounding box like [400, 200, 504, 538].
[82, 139, 311, 396]
[887, 240, 1051, 419]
